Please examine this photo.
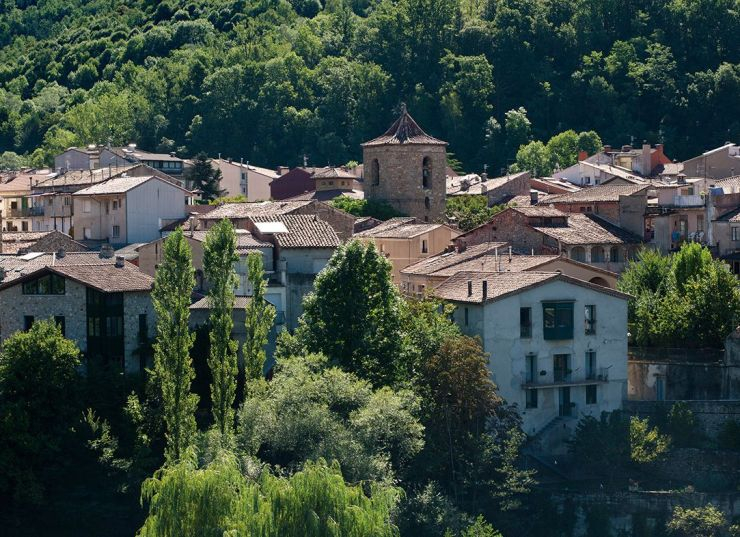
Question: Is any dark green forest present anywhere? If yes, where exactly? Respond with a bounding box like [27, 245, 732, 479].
[0, 0, 738, 173]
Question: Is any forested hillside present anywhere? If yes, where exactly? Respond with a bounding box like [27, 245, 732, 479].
[0, 0, 738, 172]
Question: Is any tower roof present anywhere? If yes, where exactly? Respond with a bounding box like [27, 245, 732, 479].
[362, 104, 447, 147]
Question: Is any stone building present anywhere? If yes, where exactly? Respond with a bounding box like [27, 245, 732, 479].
[362, 105, 447, 222]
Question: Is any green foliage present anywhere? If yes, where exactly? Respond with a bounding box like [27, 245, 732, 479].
[236, 354, 424, 483]
[618, 243, 740, 348]
[0, 319, 81, 503]
[243, 251, 276, 380]
[630, 416, 671, 465]
[666, 402, 698, 448]
[461, 515, 503, 537]
[209, 195, 248, 205]
[151, 228, 199, 462]
[446, 195, 507, 231]
[185, 152, 224, 202]
[0, 150, 25, 170]
[568, 411, 630, 470]
[296, 240, 408, 386]
[330, 197, 404, 221]
[717, 419, 740, 451]
[666, 505, 728, 537]
[515, 129, 603, 177]
[139, 453, 402, 536]
[203, 219, 239, 437]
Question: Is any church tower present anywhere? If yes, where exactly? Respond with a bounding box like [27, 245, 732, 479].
[362, 105, 448, 222]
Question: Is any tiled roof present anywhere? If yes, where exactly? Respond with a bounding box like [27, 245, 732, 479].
[190, 296, 252, 309]
[0, 174, 34, 193]
[354, 217, 417, 237]
[361, 223, 444, 239]
[34, 166, 137, 188]
[430, 254, 562, 278]
[201, 200, 314, 220]
[532, 213, 642, 245]
[433, 271, 628, 304]
[312, 167, 358, 180]
[511, 206, 568, 217]
[286, 189, 364, 202]
[714, 176, 740, 193]
[401, 241, 510, 276]
[547, 184, 649, 203]
[73, 175, 153, 195]
[580, 162, 645, 182]
[183, 230, 273, 250]
[460, 171, 530, 195]
[362, 106, 447, 147]
[1, 230, 87, 255]
[250, 214, 340, 248]
[715, 207, 740, 223]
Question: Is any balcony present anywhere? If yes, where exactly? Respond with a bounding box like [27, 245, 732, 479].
[6, 206, 44, 217]
[671, 194, 704, 207]
[520, 367, 609, 389]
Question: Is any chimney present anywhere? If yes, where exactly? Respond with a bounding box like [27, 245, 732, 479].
[482, 280, 488, 300]
[467, 280, 473, 297]
[578, 150, 588, 162]
[530, 190, 539, 205]
[642, 142, 651, 175]
[99, 244, 114, 258]
[115, 255, 125, 268]
[17, 247, 29, 256]
[603, 145, 612, 153]
[677, 173, 687, 185]
[56, 248, 66, 258]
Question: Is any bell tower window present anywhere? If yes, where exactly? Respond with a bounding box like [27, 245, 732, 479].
[371, 159, 380, 186]
[422, 157, 431, 188]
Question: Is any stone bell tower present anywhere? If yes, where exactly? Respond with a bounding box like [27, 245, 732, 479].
[361, 105, 448, 222]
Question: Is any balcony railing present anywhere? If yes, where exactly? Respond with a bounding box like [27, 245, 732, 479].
[671, 194, 704, 207]
[7, 207, 43, 217]
[520, 368, 609, 388]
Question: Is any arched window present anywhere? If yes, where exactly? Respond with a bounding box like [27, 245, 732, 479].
[422, 156, 432, 189]
[570, 246, 586, 262]
[371, 159, 380, 186]
[609, 246, 621, 262]
[589, 277, 610, 288]
[424, 196, 431, 210]
[591, 246, 606, 262]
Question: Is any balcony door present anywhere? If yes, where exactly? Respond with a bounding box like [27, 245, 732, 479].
[559, 387, 572, 416]
[554, 353, 570, 382]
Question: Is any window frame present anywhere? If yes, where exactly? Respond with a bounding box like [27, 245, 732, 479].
[585, 304, 596, 335]
[543, 302, 574, 340]
[520, 307, 532, 338]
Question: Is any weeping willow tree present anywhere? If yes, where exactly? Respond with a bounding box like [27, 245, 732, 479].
[151, 227, 199, 462]
[139, 453, 401, 536]
[203, 218, 239, 436]
[243, 251, 275, 380]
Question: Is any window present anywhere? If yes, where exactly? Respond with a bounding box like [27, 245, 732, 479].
[591, 247, 605, 262]
[554, 354, 571, 382]
[570, 247, 586, 262]
[586, 350, 596, 379]
[543, 302, 574, 340]
[585, 305, 596, 334]
[371, 159, 380, 186]
[83, 200, 91, 213]
[526, 389, 538, 409]
[24, 316, 34, 331]
[520, 307, 532, 338]
[112, 225, 120, 238]
[464, 307, 469, 326]
[525, 354, 537, 383]
[610, 246, 621, 262]
[64, 196, 71, 206]
[83, 227, 91, 239]
[54, 316, 66, 337]
[422, 156, 432, 188]
[139, 314, 148, 343]
[112, 200, 118, 210]
[424, 196, 431, 210]
[21, 221, 28, 231]
[105, 201, 109, 214]
[733, 227, 740, 242]
[421, 239, 428, 253]
[586, 385, 597, 405]
[22, 274, 66, 295]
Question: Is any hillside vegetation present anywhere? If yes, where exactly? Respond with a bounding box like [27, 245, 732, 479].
[0, 0, 738, 172]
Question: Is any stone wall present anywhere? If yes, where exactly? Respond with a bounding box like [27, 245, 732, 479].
[624, 400, 740, 438]
[455, 209, 558, 255]
[652, 448, 740, 489]
[123, 291, 156, 374]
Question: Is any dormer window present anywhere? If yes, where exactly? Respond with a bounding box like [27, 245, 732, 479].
[422, 157, 431, 189]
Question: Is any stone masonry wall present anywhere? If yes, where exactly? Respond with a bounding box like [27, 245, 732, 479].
[624, 400, 740, 438]
[123, 291, 156, 373]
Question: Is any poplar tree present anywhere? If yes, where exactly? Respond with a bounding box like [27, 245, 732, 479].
[243, 251, 276, 381]
[203, 219, 239, 436]
[152, 227, 199, 462]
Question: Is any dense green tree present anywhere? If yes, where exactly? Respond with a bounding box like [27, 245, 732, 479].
[139, 453, 402, 536]
[0, 320, 81, 503]
[330, 197, 404, 220]
[243, 251, 276, 381]
[151, 228, 199, 462]
[666, 505, 729, 537]
[203, 219, 239, 437]
[446, 195, 508, 232]
[296, 240, 408, 386]
[184, 152, 224, 202]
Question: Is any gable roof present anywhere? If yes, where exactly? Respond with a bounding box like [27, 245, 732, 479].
[532, 213, 642, 245]
[433, 271, 628, 304]
[73, 174, 192, 196]
[430, 254, 563, 278]
[201, 200, 314, 220]
[185, 230, 273, 250]
[250, 214, 340, 248]
[0, 230, 88, 255]
[362, 106, 447, 147]
[547, 184, 649, 203]
[401, 241, 510, 276]
[715, 207, 740, 223]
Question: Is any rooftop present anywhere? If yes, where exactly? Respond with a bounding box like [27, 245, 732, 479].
[285, 189, 364, 202]
[0, 230, 87, 255]
[184, 229, 273, 250]
[73, 175, 153, 195]
[511, 206, 568, 217]
[547, 184, 649, 203]
[429, 253, 563, 278]
[250, 214, 340, 248]
[200, 200, 314, 220]
[532, 213, 643, 245]
[401, 241, 510, 276]
[354, 217, 445, 239]
[362, 105, 447, 147]
[190, 296, 252, 310]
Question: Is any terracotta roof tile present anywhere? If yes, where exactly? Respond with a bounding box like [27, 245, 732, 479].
[250, 214, 340, 248]
[547, 184, 648, 203]
[430, 254, 562, 278]
[401, 242, 509, 276]
[201, 200, 314, 220]
[532, 213, 642, 245]
[362, 106, 447, 147]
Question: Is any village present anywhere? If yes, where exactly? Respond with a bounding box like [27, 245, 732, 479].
[2, 108, 740, 535]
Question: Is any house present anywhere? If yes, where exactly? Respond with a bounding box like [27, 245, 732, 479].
[709, 191, 740, 274]
[158, 204, 215, 236]
[99, 145, 185, 176]
[529, 177, 582, 195]
[362, 105, 448, 221]
[241, 214, 340, 329]
[0, 230, 87, 255]
[54, 146, 101, 171]
[212, 159, 280, 200]
[554, 143, 670, 185]
[0, 251, 155, 373]
[645, 179, 709, 252]
[682, 143, 740, 180]
[73, 175, 191, 244]
[454, 206, 642, 272]
[354, 217, 461, 282]
[446, 173, 484, 196]
[449, 171, 531, 207]
[285, 167, 364, 203]
[545, 183, 649, 236]
[199, 200, 356, 241]
[434, 270, 629, 438]
[270, 167, 317, 200]
[0, 170, 54, 232]
[401, 246, 618, 295]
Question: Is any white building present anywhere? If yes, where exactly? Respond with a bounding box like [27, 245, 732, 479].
[434, 271, 629, 438]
